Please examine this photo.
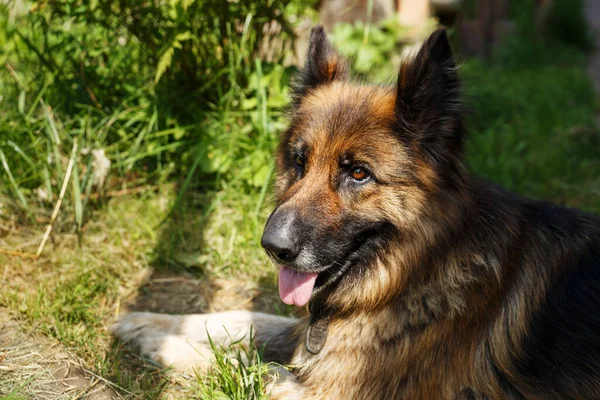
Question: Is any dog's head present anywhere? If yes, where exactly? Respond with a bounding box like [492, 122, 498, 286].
[261, 27, 466, 310]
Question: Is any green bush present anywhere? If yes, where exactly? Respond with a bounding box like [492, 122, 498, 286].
[331, 18, 413, 81]
[4, 0, 300, 113]
[0, 0, 312, 227]
[463, 59, 599, 213]
[545, 0, 594, 51]
[493, 0, 592, 68]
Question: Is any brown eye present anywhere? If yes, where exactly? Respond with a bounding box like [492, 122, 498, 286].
[350, 167, 369, 181]
[295, 155, 304, 168]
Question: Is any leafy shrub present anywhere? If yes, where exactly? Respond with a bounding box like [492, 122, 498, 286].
[545, 0, 594, 51]
[0, 0, 311, 227]
[330, 17, 436, 81]
[494, 0, 591, 68]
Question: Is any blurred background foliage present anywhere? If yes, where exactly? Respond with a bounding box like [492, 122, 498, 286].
[0, 0, 313, 223]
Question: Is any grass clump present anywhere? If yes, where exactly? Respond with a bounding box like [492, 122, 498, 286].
[0, 0, 307, 238]
[195, 330, 274, 400]
[0, 192, 171, 396]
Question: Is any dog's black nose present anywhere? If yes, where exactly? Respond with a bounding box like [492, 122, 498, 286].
[261, 209, 300, 263]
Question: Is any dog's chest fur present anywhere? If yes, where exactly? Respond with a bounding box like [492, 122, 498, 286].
[289, 301, 493, 399]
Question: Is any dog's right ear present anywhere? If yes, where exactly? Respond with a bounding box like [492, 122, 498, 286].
[395, 28, 464, 166]
[291, 26, 349, 106]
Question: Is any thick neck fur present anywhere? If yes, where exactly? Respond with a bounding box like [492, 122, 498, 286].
[292, 175, 540, 398]
[327, 172, 524, 323]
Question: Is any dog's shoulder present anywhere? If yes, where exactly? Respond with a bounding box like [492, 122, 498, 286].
[513, 202, 600, 397]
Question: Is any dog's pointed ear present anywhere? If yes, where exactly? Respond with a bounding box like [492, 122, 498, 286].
[395, 29, 464, 163]
[291, 26, 349, 106]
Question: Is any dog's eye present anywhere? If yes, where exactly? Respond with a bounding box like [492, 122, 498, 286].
[294, 155, 305, 176]
[350, 167, 370, 182]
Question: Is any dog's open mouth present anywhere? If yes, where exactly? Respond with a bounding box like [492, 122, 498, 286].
[276, 224, 393, 307]
[278, 266, 319, 307]
[278, 260, 353, 307]
[277, 240, 372, 307]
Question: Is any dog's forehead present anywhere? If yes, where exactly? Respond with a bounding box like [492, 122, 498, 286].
[292, 82, 398, 154]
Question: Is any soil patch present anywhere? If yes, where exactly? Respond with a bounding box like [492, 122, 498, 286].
[0, 310, 120, 399]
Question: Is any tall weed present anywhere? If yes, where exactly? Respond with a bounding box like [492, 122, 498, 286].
[0, 0, 310, 231]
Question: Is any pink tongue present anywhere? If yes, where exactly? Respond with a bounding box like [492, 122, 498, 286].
[278, 266, 318, 307]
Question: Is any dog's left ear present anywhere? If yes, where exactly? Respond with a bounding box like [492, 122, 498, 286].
[395, 29, 464, 163]
[291, 26, 349, 106]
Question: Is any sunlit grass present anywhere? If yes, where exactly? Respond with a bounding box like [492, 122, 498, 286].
[194, 329, 274, 400]
[464, 60, 600, 214]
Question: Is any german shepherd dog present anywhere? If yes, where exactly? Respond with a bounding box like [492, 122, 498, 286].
[113, 27, 600, 399]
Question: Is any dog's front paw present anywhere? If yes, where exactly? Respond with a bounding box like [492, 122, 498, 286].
[112, 312, 212, 373]
[111, 312, 179, 339]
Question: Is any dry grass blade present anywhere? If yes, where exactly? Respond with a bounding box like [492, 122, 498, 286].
[0, 138, 78, 258]
[72, 158, 83, 242]
[34, 137, 78, 256]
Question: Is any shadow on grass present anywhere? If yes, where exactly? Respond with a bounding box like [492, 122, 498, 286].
[105, 185, 291, 397]
[122, 187, 282, 316]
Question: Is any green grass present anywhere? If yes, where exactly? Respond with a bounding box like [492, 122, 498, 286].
[464, 60, 600, 214]
[0, 1, 599, 398]
[195, 330, 274, 399]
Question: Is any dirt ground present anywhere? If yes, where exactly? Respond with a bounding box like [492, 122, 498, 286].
[0, 312, 118, 399]
[0, 267, 282, 399]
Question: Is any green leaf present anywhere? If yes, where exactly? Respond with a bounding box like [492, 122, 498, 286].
[0, 147, 30, 215]
[251, 164, 270, 187]
[155, 31, 195, 83]
[241, 97, 258, 110]
[155, 47, 175, 84]
[332, 23, 355, 44]
[18, 91, 25, 114]
[173, 128, 186, 140]
[180, 0, 195, 10]
[41, 99, 60, 145]
[267, 93, 288, 108]
[174, 31, 195, 42]
[355, 46, 381, 72]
